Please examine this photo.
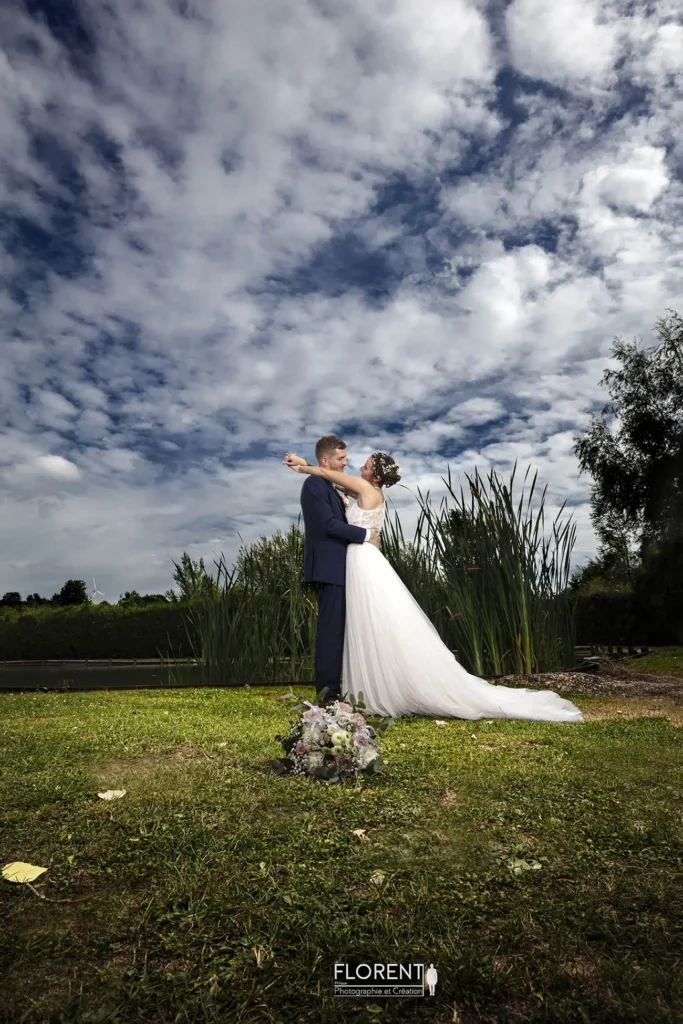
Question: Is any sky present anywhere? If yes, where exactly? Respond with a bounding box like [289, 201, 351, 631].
[1, 0, 682, 603]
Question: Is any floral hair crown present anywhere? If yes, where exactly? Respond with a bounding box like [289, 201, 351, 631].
[371, 452, 400, 478]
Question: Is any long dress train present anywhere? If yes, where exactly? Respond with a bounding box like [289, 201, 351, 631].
[342, 498, 583, 722]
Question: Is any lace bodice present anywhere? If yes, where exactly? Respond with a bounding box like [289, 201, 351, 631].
[346, 498, 387, 535]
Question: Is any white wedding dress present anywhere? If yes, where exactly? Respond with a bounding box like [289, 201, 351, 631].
[342, 497, 584, 722]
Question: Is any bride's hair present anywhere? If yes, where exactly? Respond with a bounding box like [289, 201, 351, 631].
[371, 452, 401, 488]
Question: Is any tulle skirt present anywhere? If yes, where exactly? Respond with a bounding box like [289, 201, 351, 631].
[342, 543, 584, 722]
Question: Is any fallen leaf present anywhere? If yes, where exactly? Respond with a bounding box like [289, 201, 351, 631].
[370, 871, 386, 885]
[507, 856, 542, 874]
[434, 720, 447, 726]
[97, 790, 127, 800]
[351, 829, 369, 841]
[217, 742, 228, 747]
[3, 862, 48, 884]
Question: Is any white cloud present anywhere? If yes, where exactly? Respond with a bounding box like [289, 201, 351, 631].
[0, 0, 681, 602]
[506, 0, 621, 89]
[581, 145, 669, 214]
[632, 17, 683, 80]
[449, 396, 506, 426]
[24, 455, 82, 481]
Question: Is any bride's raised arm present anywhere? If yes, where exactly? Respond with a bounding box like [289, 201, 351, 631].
[283, 452, 308, 467]
[288, 462, 369, 499]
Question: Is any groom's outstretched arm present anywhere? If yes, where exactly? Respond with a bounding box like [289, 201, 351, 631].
[302, 477, 368, 545]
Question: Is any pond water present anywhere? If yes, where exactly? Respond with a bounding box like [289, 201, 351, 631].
[0, 663, 234, 691]
[0, 649, 599, 691]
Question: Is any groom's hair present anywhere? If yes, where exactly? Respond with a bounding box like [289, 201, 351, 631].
[315, 435, 346, 464]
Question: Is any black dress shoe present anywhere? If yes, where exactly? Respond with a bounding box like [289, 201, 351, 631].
[316, 685, 339, 706]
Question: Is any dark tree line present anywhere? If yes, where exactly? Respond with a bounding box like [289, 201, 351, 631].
[0, 581, 173, 610]
[0, 552, 217, 611]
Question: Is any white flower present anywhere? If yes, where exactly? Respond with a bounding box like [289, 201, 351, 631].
[357, 747, 378, 769]
[334, 487, 350, 509]
[279, 702, 389, 779]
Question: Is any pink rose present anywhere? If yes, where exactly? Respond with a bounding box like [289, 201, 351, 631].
[296, 741, 309, 756]
[302, 708, 324, 723]
[336, 702, 353, 714]
[353, 734, 370, 748]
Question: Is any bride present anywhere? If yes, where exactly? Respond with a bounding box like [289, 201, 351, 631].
[284, 451, 583, 723]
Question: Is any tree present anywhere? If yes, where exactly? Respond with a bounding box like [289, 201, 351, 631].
[54, 580, 89, 606]
[568, 508, 640, 595]
[118, 591, 169, 607]
[572, 311, 683, 636]
[25, 593, 50, 608]
[170, 552, 221, 603]
[0, 592, 22, 609]
[573, 310, 683, 560]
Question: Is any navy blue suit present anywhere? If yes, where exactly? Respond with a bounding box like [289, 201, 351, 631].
[301, 474, 367, 703]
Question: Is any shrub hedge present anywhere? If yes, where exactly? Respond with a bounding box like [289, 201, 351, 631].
[575, 590, 683, 646]
[0, 588, 680, 661]
[0, 602, 199, 660]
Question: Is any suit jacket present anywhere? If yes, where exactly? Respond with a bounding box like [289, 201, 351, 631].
[301, 474, 367, 585]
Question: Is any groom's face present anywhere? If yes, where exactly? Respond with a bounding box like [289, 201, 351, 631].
[321, 448, 347, 472]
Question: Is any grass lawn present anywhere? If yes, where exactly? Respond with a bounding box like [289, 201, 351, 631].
[1, 685, 682, 1023]
[607, 646, 683, 678]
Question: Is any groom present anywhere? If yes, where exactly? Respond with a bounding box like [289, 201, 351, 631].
[299, 435, 378, 705]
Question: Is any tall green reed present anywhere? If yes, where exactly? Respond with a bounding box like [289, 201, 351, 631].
[175, 521, 318, 685]
[381, 462, 577, 677]
[173, 465, 577, 684]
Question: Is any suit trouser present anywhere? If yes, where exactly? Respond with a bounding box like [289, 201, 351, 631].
[314, 582, 345, 704]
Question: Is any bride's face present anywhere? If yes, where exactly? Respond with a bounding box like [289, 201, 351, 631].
[360, 456, 379, 484]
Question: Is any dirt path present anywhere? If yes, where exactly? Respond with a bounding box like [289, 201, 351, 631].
[497, 668, 683, 702]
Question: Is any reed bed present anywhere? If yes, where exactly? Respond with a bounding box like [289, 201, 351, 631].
[382, 462, 577, 678]
[169, 522, 316, 687]
[174, 463, 578, 684]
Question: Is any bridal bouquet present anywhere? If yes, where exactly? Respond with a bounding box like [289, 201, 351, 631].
[272, 693, 393, 782]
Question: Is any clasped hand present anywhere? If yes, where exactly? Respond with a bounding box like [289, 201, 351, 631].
[283, 452, 306, 470]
